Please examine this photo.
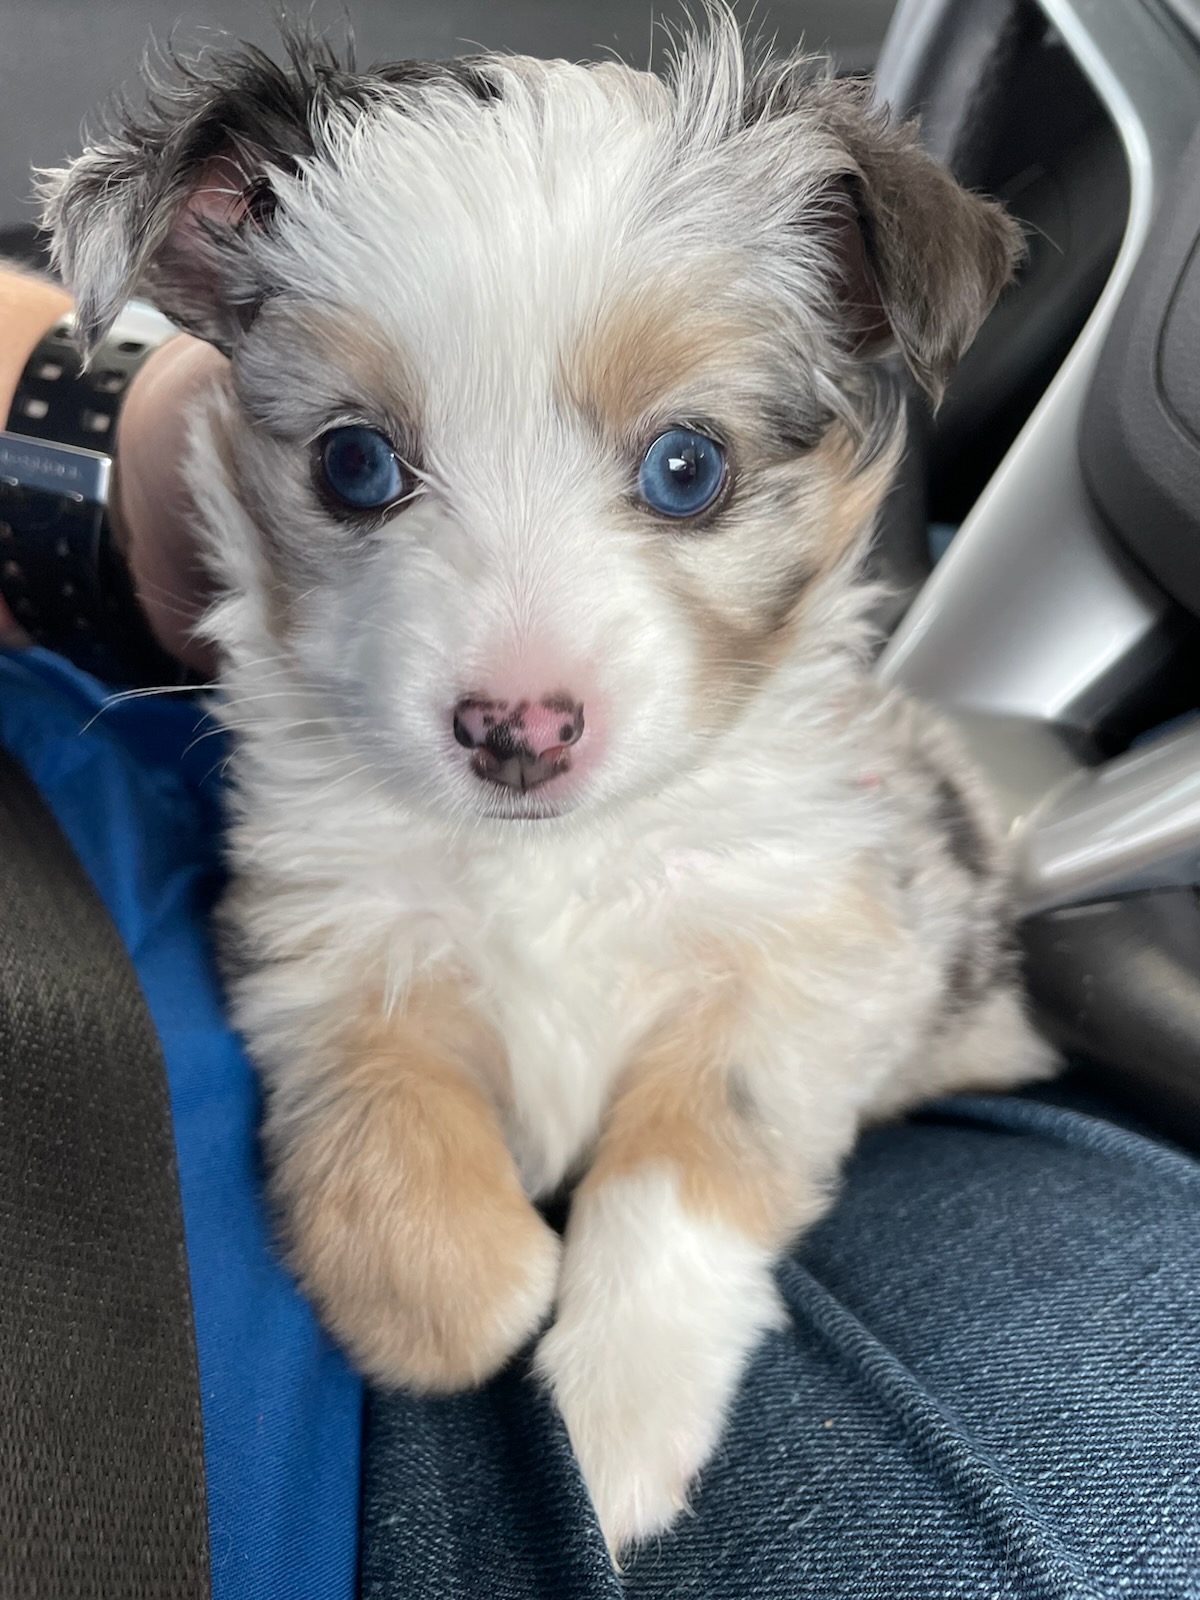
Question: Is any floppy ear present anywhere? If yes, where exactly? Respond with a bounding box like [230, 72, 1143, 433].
[37, 37, 344, 358]
[831, 96, 1024, 402]
[752, 73, 1025, 403]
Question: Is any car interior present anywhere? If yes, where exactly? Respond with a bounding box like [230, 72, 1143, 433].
[2, 0, 1199, 1591]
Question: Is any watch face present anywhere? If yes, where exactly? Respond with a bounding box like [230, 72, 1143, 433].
[0, 432, 111, 502]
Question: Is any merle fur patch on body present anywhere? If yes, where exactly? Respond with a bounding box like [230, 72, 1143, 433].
[933, 773, 992, 878]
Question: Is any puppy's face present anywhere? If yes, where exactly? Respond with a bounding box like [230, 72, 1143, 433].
[45, 27, 1020, 825]
[220, 79, 895, 825]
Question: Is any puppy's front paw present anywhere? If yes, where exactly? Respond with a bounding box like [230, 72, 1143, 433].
[535, 1312, 715, 1554]
[534, 1172, 785, 1557]
[289, 1155, 562, 1392]
[272, 1042, 563, 1392]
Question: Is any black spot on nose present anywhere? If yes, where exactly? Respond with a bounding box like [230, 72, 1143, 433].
[548, 702, 585, 748]
[484, 721, 526, 763]
[455, 694, 583, 795]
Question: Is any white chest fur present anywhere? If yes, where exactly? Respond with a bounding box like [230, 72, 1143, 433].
[349, 800, 871, 1185]
[224, 679, 896, 1198]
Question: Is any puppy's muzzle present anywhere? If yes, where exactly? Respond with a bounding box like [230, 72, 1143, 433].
[453, 695, 585, 792]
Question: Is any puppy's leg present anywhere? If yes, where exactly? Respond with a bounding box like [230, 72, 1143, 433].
[535, 993, 844, 1557]
[267, 978, 560, 1392]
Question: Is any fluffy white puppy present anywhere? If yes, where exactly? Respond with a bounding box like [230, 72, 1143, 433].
[44, 11, 1054, 1554]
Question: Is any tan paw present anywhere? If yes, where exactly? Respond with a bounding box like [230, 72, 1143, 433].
[286, 1148, 561, 1391]
[270, 1030, 562, 1393]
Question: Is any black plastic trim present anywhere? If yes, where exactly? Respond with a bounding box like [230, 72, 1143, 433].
[1022, 889, 1200, 1149]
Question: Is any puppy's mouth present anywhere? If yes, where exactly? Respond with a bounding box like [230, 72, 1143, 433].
[474, 776, 582, 823]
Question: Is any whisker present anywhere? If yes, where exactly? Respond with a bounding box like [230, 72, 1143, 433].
[128, 574, 209, 624]
[78, 681, 208, 734]
[302, 761, 381, 805]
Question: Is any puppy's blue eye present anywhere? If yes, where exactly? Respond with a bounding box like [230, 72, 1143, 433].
[319, 426, 405, 510]
[638, 428, 726, 519]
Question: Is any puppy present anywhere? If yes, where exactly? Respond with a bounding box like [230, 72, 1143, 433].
[44, 12, 1055, 1554]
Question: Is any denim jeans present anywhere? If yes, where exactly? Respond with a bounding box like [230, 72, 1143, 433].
[361, 1090, 1200, 1598]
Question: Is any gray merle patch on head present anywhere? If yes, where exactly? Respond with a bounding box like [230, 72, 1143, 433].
[372, 56, 503, 103]
[741, 62, 1024, 403]
[38, 29, 506, 357]
[760, 395, 836, 456]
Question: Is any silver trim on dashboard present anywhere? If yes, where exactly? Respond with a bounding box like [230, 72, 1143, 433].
[880, 0, 1197, 726]
[877, 0, 1200, 910]
[1015, 719, 1200, 914]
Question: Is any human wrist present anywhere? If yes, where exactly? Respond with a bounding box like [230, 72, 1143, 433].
[109, 335, 225, 677]
[0, 273, 72, 643]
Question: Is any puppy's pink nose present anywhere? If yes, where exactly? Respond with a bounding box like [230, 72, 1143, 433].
[453, 695, 585, 791]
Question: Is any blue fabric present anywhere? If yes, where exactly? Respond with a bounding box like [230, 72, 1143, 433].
[360, 1097, 1200, 1598]
[0, 648, 363, 1600]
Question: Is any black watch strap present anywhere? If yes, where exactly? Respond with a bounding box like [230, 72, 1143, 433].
[0, 309, 193, 687]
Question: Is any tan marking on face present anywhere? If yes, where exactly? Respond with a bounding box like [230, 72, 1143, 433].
[653, 423, 900, 729]
[234, 298, 425, 437]
[221, 299, 427, 641]
[267, 976, 556, 1392]
[809, 428, 901, 567]
[293, 304, 423, 415]
[564, 271, 750, 438]
[749, 431, 900, 662]
[567, 261, 904, 746]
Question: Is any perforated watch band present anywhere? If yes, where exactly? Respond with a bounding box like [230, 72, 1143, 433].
[0, 307, 191, 686]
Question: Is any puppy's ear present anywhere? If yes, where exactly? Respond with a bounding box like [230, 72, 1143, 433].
[753, 73, 1025, 402]
[38, 37, 344, 358]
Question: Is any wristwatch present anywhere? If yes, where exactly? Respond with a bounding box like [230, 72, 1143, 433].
[0, 303, 194, 686]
